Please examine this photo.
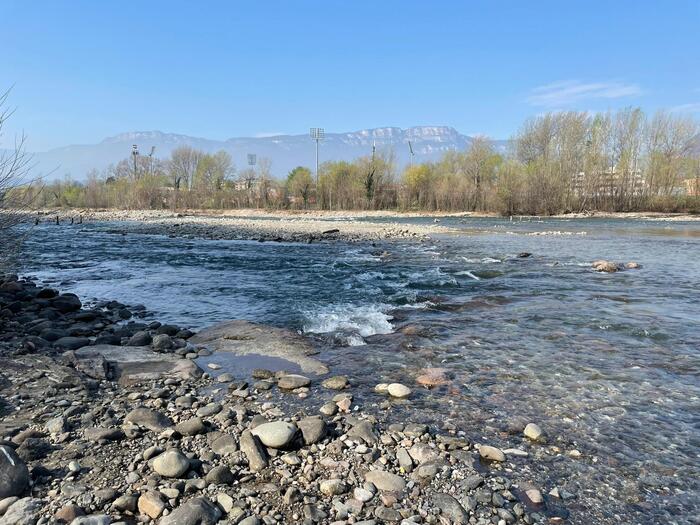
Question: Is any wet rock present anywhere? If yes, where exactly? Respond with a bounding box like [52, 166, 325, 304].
[250, 421, 297, 448]
[124, 408, 173, 431]
[138, 491, 165, 520]
[525, 487, 544, 505]
[479, 445, 506, 462]
[321, 375, 348, 390]
[592, 260, 618, 272]
[54, 337, 90, 350]
[127, 331, 152, 346]
[524, 423, 543, 440]
[160, 497, 222, 525]
[387, 383, 411, 398]
[432, 493, 468, 523]
[320, 402, 338, 416]
[364, 470, 406, 494]
[297, 417, 326, 445]
[153, 449, 190, 478]
[0, 445, 29, 498]
[277, 374, 310, 390]
[190, 320, 329, 374]
[415, 368, 449, 388]
[625, 261, 640, 269]
[240, 430, 268, 471]
[51, 294, 82, 313]
[238, 517, 260, 525]
[152, 334, 173, 351]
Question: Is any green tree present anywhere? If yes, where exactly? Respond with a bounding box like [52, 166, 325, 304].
[286, 166, 314, 208]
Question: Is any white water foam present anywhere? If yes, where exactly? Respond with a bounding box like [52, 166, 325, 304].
[302, 303, 394, 345]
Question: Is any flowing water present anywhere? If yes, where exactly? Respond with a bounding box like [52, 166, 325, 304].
[19, 216, 700, 524]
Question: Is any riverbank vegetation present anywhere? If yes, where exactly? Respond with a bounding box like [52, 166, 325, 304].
[15, 107, 700, 215]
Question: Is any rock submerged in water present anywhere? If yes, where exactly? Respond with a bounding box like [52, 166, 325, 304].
[277, 374, 311, 390]
[524, 422, 543, 440]
[479, 444, 506, 462]
[387, 383, 411, 398]
[415, 368, 449, 388]
[0, 445, 29, 498]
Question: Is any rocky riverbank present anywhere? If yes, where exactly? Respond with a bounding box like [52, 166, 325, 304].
[29, 210, 454, 243]
[1, 275, 567, 525]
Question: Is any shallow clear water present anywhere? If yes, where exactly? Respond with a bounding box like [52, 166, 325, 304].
[18, 217, 700, 524]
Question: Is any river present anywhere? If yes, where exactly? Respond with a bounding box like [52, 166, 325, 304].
[19, 215, 700, 525]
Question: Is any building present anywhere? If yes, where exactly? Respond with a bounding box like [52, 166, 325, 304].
[572, 166, 646, 198]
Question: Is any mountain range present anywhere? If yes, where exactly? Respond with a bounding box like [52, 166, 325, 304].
[24, 126, 509, 181]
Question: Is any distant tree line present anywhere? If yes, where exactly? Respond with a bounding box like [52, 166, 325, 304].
[16, 107, 700, 215]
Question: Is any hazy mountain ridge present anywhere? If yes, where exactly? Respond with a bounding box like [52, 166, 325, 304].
[27, 126, 508, 181]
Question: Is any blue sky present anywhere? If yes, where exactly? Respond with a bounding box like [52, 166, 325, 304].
[1, 0, 699, 151]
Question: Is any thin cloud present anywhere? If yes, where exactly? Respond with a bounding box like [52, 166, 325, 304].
[254, 131, 286, 138]
[527, 80, 642, 107]
[669, 102, 700, 113]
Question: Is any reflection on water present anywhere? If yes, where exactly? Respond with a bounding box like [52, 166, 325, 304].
[19, 216, 700, 525]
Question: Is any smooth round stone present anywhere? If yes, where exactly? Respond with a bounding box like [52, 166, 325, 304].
[374, 383, 389, 394]
[387, 383, 411, 399]
[250, 421, 298, 448]
[153, 449, 190, 478]
[0, 445, 29, 498]
[479, 445, 506, 462]
[124, 408, 173, 432]
[354, 487, 374, 502]
[277, 374, 311, 390]
[364, 470, 406, 493]
[524, 423, 543, 440]
[319, 479, 347, 496]
[320, 402, 338, 416]
[217, 373, 235, 383]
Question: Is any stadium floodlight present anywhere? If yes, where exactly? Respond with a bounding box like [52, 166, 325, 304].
[310, 128, 324, 184]
[132, 144, 139, 179]
[247, 154, 257, 167]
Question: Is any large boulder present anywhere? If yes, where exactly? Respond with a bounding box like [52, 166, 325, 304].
[0, 445, 29, 498]
[189, 320, 328, 375]
[50, 294, 82, 313]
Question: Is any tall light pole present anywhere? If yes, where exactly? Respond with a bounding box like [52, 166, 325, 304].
[247, 154, 257, 186]
[132, 144, 139, 180]
[310, 128, 324, 185]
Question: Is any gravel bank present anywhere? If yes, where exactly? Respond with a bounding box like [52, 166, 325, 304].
[31, 209, 455, 243]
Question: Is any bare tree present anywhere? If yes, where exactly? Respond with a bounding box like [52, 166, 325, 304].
[0, 89, 36, 270]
